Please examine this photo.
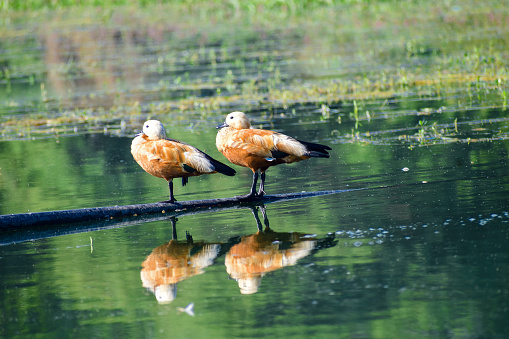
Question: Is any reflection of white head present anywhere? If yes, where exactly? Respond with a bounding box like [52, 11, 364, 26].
[237, 276, 263, 295]
[154, 284, 177, 303]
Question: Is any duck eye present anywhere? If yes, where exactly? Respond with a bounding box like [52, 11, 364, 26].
[145, 124, 149, 128]
[230, 116, 234, 119]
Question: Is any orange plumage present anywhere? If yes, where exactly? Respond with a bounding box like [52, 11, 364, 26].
[216, 112, 331, 198]
[132, 120, 236, 202]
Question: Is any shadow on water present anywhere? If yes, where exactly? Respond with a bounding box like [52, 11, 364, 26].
[141, 206, 337, 302]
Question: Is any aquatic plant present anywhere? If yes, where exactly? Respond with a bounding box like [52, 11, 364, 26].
[0, 0, 507, 144]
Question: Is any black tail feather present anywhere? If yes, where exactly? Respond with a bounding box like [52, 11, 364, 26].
[210, 158, 236, 176]
[196, 148, 237, 176]
[297, 139, 331, 158]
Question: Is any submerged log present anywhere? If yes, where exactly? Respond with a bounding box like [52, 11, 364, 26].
[0, 189, 366, 245]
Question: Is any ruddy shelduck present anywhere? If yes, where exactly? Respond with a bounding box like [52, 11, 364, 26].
[132, 120, 236, 203]
[216, 112, 331, 199]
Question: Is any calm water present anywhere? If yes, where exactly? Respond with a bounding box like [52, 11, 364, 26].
[2, 2, 509, 338]
[1, 131, 509, 338]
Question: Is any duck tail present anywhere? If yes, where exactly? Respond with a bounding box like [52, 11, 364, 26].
[211, 158, 237, 176]
[297, 140, 331, 158]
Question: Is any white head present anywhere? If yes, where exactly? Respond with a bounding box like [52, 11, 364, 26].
[217, 111, 251, 130]
[141, 120, 167, 140]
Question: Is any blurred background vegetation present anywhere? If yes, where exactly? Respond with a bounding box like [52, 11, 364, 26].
[1, 0, 507, 140]
[2, 0, 357, 12]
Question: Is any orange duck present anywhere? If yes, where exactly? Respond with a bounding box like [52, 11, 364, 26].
[132, 120, 236, 202]
[216, 112, 331, 199]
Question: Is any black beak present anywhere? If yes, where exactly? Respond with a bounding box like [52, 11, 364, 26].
[216, 122, 229, 129]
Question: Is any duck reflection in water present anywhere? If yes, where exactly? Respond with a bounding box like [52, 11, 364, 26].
[225, 206, 336, 294]
[140, 216, 221, 303]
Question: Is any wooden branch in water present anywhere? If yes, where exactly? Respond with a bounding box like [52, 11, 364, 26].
[0, 189, 362, 246]
[0, 189, 362, 229]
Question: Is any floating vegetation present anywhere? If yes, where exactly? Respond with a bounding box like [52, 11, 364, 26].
[0, 0, 508, 143]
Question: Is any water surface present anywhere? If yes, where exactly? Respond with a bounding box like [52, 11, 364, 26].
[1, 131, 508, 338]
[1, 2, 509, 338]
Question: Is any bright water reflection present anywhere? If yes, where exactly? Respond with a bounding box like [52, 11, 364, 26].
[141, 208, 337, 302]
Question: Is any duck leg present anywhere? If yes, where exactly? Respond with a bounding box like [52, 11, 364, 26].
[257, 172, 266, 197]
[236, 171, 259, 200]
[169, 181, 177, 203]
[160, 180, 177, 203]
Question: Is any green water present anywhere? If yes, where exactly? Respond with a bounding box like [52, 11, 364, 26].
[1, 1, 509, 338]
[1, 132, 508, 338]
